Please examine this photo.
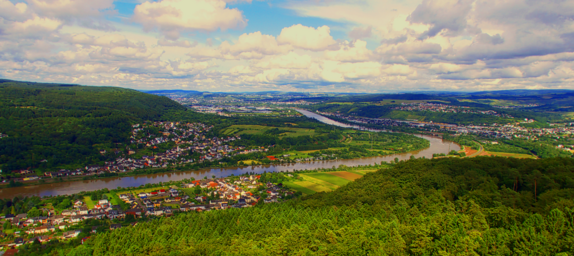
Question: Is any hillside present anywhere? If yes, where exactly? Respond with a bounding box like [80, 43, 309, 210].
[26, 157, 574, 255]
[0, 80, 186, 173]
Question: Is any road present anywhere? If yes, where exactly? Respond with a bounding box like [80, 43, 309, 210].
[466, 142, 484, 158]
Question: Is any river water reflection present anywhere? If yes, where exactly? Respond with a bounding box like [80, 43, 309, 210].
[0, 110, 459, 199]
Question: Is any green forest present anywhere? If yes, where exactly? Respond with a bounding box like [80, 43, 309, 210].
[0, 80, 191, 172]
[18, 156, 574, 255]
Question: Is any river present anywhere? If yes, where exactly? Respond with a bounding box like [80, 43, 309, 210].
[0, 110, 460, 199]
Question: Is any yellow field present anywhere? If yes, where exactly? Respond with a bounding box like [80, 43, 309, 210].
[298, 150, 320, 154]
[481, 151, 537, 159]
[241, 160, 261, 165]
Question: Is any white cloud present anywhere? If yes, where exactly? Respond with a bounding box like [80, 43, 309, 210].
[277, 24, 337, 51]
[2, 0, 574, 92]
[220, 32, 291, 58]
[0, 0, 28, 20]
[132, 0, 247, 39]
[255, 52, 312, 69]
[2, 15, 62, 37]
[325, 40, 373, 62]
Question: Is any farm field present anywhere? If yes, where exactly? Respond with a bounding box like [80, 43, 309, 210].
[285, 170, 377, 195]
[303, 173, 351, 186]
[282, 181, 318, 195]
[285, 180, 332, 194]
[221, 125, 316, 138]
[83, 196, 95, 209]
[328, 171, 363, 181]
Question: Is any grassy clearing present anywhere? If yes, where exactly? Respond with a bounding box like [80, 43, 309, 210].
[83, 196, 95, 209]
[105, 193, 121, 205]
[130, 187, 169, 196]
[164, 203, 180, 209]
[304, 173, 351, 186]
[328, 171, 363, 181]
[298, 150, 321, 154]
[180, 188, 197, 197]
[283, 181, 317, 195]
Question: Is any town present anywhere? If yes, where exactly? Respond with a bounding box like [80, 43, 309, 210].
[315, 110, 574, 151]
[0, 174, 296, 249]
[393, 102, 514, 119]
[8, 121, 273, 184]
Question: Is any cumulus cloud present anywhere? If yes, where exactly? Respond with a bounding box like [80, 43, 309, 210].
[277, 24, 337, 51]
[132, 0, 247, 40]
[220, 32, 291, 58]
[0, 0, 28, 20]
[2, 16, 62, 38]
[325, 40, 373, 62]
[408, 0, 474, 39]
[4, 0, 574, 92]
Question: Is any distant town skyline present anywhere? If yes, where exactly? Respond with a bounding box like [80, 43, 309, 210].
[1, 0, 573, 92]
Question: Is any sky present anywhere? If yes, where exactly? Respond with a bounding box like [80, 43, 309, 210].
[1, 0, 574, 92]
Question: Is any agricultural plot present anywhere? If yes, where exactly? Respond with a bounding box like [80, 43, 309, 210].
[303, 173, 351, 187]
[282, 181, 318, 195]
[299, 174, 341, 190]
[221, 125, 316, 138]
[328, 171, 363, 181]
[285, 171, 367, 194]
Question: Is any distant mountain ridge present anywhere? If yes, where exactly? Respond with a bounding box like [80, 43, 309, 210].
[0, 79, 187, 172]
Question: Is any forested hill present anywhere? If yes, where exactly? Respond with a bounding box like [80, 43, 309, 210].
[0, 80, 186, 172]
[49, 157, 574, 256]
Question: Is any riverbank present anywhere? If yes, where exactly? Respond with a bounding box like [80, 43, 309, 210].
[0, 111, 460, 199]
